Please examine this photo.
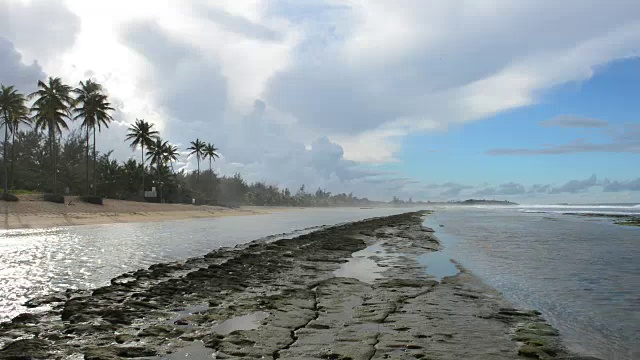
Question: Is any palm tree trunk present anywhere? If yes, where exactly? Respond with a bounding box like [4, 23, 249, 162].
[141, 144, 145, 194]
[53, 130, 57, 195]
[92, 126, 96, 195]
[86, 126, 90, 196]
[2, 113, 8, 194]
[49, 122, 56, 195]
[10, 128, 16, 190]
[209, 158, 213, 200]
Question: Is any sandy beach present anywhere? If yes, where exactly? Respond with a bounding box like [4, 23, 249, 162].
[0, 211, 591, 359]
[0, 195, 291, 229]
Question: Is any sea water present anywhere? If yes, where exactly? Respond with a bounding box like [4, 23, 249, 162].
[428, 204, 639, 360]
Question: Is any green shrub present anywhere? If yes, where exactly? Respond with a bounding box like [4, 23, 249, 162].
[43, 194, 65, 204]
[80, 196, 103, 205]
[1, 193, 19, 202]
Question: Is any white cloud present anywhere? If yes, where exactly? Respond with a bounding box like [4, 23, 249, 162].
[1, 0, 639, 201]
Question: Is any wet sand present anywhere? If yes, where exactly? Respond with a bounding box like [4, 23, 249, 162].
[0, 195, 291, 229]
[0, 211, 593, 359]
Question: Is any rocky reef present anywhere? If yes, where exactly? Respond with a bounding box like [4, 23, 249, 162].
[0, 211, 593, 359]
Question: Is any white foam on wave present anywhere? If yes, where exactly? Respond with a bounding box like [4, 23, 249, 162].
[518, 204, 640, 210]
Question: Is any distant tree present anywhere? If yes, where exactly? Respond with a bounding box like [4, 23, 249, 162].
[29, 77, 74, 194]
[204, 142, 219, 199]
[163, 142, 179, 173]
[73, 79, 114, 195]
[125, 118, 159, 192]
[0, 85, 28, 192]
[187, 138, 206, 179]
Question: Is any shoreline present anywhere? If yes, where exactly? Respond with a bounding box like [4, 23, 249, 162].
[0, 196, 295, 229]
[0, 211, 593, 359]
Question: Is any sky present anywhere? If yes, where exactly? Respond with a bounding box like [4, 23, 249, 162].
[0, 0, 639, 204]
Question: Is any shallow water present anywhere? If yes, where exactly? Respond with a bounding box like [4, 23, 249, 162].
[210, 311, 269, 335]
[417, 249, 459, 281]
[333, 241, 388, 283]
[428, 206, 640, 360]
[0, 207, 417, 322]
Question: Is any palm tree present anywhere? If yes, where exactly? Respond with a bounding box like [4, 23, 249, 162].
[204, 142, 219, 200]
[163, 142, 179, 173]
[146, 138, 168, 200]
[0, 85, 29, 193]
[187, 138, 206, 180]
[125, 118, 158, 193]
[7, 93, 31, 190]
[146, 138, 169, 170]
[73, 79, 114, 195]
[29, 77, 74, 195]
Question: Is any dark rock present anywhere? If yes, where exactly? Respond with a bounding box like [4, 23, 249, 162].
[0, 338, 51, 358]
[43, 193, 64, 204]
[10, 313, 38, 325]
[80, 196, 103, 205]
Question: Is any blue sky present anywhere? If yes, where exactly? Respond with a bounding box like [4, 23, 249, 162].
[381, 58, 640, 202]
[1, 1, 639, 203]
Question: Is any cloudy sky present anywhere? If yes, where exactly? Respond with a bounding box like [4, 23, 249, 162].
[1, 0, 639, 203]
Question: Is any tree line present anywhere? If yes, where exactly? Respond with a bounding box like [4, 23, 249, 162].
[0, 77, 377, 206]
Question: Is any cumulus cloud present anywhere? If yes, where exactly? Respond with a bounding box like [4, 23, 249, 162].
[0, 0, 80, 61]
[3, 0, 640, 201]
[263, 0, 640, 162]
[0, 37, 46, 92]
[120, 20, 228, 136]
[190, 2, 284, 42]
[550, 174, 598, 194]
[602, 178, 640, 192]
[540, 115, 609, 128]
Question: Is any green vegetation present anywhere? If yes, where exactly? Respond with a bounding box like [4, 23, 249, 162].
[0, 78, 377, 206]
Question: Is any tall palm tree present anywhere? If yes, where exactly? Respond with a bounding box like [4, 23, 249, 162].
[125, 118, 158, 193]
[146, 138, 168, 200]
[29, 77, 74, 195]
[7, 93, 31, 190]
[73, 79, 114, 195]
[187, 138, 206, 180]
[204, 142, 219, 199]
[163, 142, 179, 174]
[146, 138, 169, 170]
[0, 85, 29, 193]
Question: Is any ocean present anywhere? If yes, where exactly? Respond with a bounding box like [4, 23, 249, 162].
[427, 203, 639, 359]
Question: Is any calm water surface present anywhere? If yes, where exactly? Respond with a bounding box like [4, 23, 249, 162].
[428, 206, 639, 360]
[0, 207, 415, 322]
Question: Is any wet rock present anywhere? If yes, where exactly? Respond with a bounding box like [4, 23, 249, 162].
[84, 346, 157, 359]
[0, 338, 51, 359]
[10, 313, 38, 325]
[114, 334, 136, 344]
